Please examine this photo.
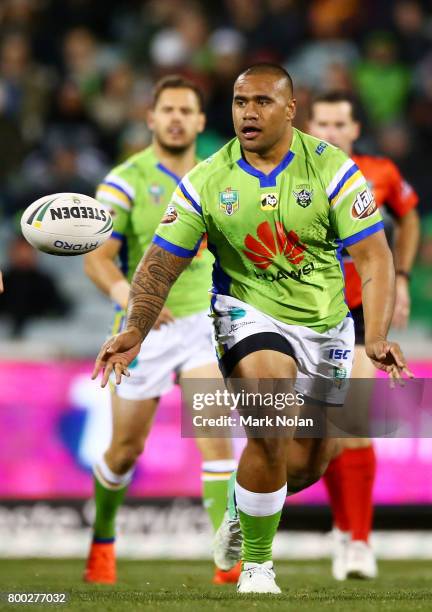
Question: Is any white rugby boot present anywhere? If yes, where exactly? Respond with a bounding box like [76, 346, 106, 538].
[346, 540, 378, 579]
[213, 509, 242, 571]
[237, 561, 281, 594]
[330, 527, 349, 581]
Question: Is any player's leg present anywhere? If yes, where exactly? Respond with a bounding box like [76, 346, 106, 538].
[232, 351, 337, 593]
[84, 393, 158, 584]
[232, 349, 296, 594]
[323, 305, 377, 579]
[342, 347, 377, 579]
[85, 319, 177, 584]
[181, 362, 235, 533]
[180, 344, 239, 583]
[211, 296, 352, 593]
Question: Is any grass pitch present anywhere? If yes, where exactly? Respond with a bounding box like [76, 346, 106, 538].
[0, 559, 432, 611]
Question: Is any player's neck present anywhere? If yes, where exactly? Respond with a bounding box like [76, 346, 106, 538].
[152, 140, 197, 178]
[242, 126, 294, 174]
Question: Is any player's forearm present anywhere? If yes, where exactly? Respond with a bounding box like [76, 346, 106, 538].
[348, 234, 395, 343]
[393, 209, 420, 274]
[359, 250, 395, 343]
[125, 244, 191, 340]
[84, 255, 129, 307]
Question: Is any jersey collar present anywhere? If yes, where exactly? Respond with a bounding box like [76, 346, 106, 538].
[156, 162, 181, 185]
[236, 130, 296, 188]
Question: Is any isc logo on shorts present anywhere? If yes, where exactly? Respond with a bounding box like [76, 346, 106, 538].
[328, 348, 351, 360]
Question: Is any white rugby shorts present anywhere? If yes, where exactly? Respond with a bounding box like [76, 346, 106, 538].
[110, 309, 216, 400]
[211, 294, 355, 405]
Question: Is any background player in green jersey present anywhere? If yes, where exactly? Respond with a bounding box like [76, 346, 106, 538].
[92, 65, 412, 595]
[83, 76, 237, 586]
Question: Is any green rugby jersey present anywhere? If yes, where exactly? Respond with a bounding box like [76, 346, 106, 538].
[96, 146, 213, 318]
[154, 128, 384, 331]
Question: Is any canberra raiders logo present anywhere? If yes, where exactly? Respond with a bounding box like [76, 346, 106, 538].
[293, 185, 313, 208]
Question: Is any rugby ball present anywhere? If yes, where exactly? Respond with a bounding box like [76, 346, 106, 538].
[20, 193, 113, 256]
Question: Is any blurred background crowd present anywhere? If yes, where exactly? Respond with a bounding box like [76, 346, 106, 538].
[0, 0, 431, 348]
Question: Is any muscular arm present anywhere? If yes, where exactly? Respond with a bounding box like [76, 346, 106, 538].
[126, 243, 192, 340]
[347, 231, 395, 344]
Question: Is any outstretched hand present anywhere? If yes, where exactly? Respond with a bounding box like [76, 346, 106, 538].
[366, 339, 414, 380]
[92, 328, 142, 387]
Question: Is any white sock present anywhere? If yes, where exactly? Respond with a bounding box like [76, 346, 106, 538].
[201, 459, 237, 481]
[94, 456, 134, 490]
[235, 480, 287, 516]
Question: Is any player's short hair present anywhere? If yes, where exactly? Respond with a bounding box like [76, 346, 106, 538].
[152, 75, 204, 111]
[310, 91, 362, 122]
[238, 63, 294, 96]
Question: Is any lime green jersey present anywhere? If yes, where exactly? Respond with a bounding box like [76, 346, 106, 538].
[154, 129, 384, 331]
[96, 146, 213, 318]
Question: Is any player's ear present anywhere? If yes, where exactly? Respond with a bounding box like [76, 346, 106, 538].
[147, 108, 155, 131]
[353, 121, 361, 141]
[197, 111, 206, 134]
[287, 98, 296, 122]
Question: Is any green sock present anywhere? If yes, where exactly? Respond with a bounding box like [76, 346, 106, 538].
[239, 509, 282, 564]
[93, 475, 128, 540]
[202, 462, 237, 531]
[203, 479, 230, 531]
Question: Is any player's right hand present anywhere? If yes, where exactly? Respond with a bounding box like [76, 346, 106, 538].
[92, 328, 142, 388]
[365, 339, 414, 380]
[152, 306, 174, 329]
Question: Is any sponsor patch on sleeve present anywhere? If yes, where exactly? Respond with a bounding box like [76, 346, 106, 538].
[351, 188, 377, 220]
[160, 205, 178, 224]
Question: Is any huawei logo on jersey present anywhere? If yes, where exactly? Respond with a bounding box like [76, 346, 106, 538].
[243, 221, 306, 270]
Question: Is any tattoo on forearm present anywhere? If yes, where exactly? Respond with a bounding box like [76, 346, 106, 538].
[126, 244, 191, 338]
[362, 277, 372, 290]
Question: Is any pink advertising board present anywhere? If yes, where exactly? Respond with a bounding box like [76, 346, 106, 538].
[0, 360, 431, 503]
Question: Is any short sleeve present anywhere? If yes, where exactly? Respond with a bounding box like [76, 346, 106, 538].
[326, 153, 384, 248]
[95, 173, 134, 238]
[385, 160, 419, 217]
[153, 174, 206, 257]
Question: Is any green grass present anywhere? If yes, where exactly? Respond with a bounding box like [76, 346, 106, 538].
[0, 560, 432, 611]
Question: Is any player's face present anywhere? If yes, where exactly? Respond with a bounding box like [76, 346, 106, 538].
[232, 74, 296, 154]
[308, 102, 360, 155]
[148, 88, 205, 153]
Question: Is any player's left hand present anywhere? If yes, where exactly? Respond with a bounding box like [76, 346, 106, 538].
[366, 339, 414, 380]
[392, 276, 410, 328]
[92, 329, 142, 387]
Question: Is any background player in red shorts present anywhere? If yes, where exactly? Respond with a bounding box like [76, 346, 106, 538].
[309, 91, 420, 580]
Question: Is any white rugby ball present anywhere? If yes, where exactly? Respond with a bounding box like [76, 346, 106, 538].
[20, 192, 113, 256]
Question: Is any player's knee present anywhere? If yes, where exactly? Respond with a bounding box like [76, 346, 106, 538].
[250, 438, 286, 467]
[286, 458, 326, 493]
[109, 437, 145, 473]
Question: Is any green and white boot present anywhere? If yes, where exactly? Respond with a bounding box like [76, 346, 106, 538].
[213, 472, 242, 570]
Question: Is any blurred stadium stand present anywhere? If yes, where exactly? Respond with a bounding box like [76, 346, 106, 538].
[0, 0, 431, 357]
